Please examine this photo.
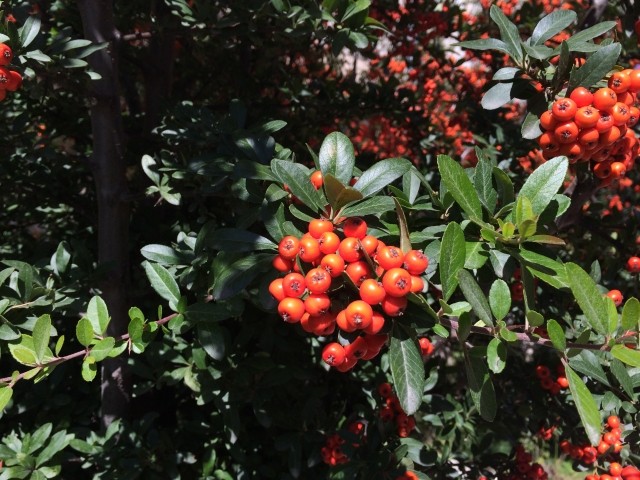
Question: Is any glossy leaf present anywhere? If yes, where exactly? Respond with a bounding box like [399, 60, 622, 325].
[455, 38, 512, 56]
[389, 324, 425, 415]
[457, 270, 494, 326]
[437, 155, 482, 219]
[439, 222, 465, 301]
[198, 323, 226, 360]
[140, 244, 183, 265]
[318, 132, 356, 185]
[569, 350, 610, 387]
[271, 159, 323, 210]
[143, 261, 181, 310]
[610, 359, 634, 398]
[565, 365, 602, 446]
[340, 196, 395, 217]
[206, 228, 276, 253]
[19, 15, 41, 48]
[481, 82, 513, 110]
[566, 263, 608, 335]
[352, 158, 412, 198]
[519, 156, 568, 214]
[567, 21, 616, 46]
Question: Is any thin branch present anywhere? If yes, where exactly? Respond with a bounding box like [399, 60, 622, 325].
[0, 313, 176, 386]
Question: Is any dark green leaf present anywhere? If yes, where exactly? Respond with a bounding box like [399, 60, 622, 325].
[457, 270, 494, 326]
[185, 300, 244, 323]
[567, 21, 616, 46]
[565, 365, 602, 446]
[19, 16, 41, 48]
[455, 38, 512, 56]
[437, 155, 482, 219]
[547, 319, 566, 350]
[340, 196, 396, 217]
[457, 312, 472, 342]
[490, 5, 523, 64]
[493, 167, 515, 206]
[465, 347, 497, 421]
[342, 0, 371, 21]
[389, 324, 425, 415]
[52, 241, 71, 275]
[610, 359, 634, 398]
[271, 159, 322, 210]
[492, 67, 521, 81]
[519, 156, 568, 214]
[393, 198, 412, 254]
[474, 157, 498, 213]
[569, 350, 610, 387]
[333, 187, 364, 211]
[439, 223, 465, 301]
[206, 228, 276, 253]
[143, 261, 181, 310]
[140, 244, 183, 265]
[531, 9, 576, 45]
[352, 158, 412, 198]
[522, 43, 554, 60]
[568, 43, 621, 90]
[212, 253, 272, 301]
[318, 132, 356, 185]
[198, 323, 226, 360]
[566, 263, 608, 334]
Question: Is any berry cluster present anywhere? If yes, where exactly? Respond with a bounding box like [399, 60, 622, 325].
[536, 71, 640, 185]
[320, 420, 366, 466]
[269, 214, 429, 372]
[0, 44, 22, 101]
[377, 382, 416, 438]
[559, 416, 624, 469]
[505, 444, 548, 480]
[535, 364, 568, 395]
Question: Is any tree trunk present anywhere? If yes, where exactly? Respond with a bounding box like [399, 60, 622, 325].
[77, 0, 131, 429]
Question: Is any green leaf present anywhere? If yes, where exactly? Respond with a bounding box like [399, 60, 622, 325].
[32, 314, 51, 364]
[565, 365, 602, 446]
[465, 347, 497, 421]
[323, 173, 346, 209]
[489, 5, 523, 64]
[52, 241, 71, 275]
[610, 359, 634, 398]
[439, 223, 466, 301]
[566, 263, 609, 335]
[340, 196, 396, 217]
[457, 270, 494, 326]
[143, 261, 181, 310]
[492, 67, 521, 80]
[90, 337, 115, 362]
[487, 337, 507, 374]
[489, 279, 511, 321]
[198, 323, 226, 360]
[514, 196, 535, 228]
[547, 319, 566, 350]
[87, 296, 110, 336]
[9, 335, 37, 366]
[481, 82, 513, 110]
[333, 187, 364, 211]
[318, 132, 356, 185]
[527, 310, 545, 327]
[35, 430, 71, 467]
[569, 350, 610, 386]
[519, 156, 568, 214]
[524, 235, 566, 245]
[206, 228, 276, 253]
[493, 167, 515, 206]
[54, 336, 64, 356]
[140, 244, 183, 264]
[531, 9, 576, 45]
[457, 312, 472, 342]
[128, 317, 144, 343]
[212, 253, 271, 300]
[568, 43, 622, 90]
[19, 15, 41, 48]
[342, 0, 371, 21]
[611, 345, 640, 368]
[185, 300, 244, 323]
[455, 38, 512, 56]
[271, 159, 322, 211]
[75, 318, 94, 347]
[437, 155, 482, 219]
[621, 297, 640, 332]
[521, 112, 543, 140]
[352, 158, 412, 198]
[474, 157, 498, 213]
[522, 43, 555, 60]
[389, 324, 425, 415]
[0, 387, 12, 411]
[81, 357, 97, 382]
[567, 21, 616, 46]
[394, 198, 412, 254]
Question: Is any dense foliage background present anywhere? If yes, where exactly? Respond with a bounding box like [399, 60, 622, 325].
[1, 1, 640, 479]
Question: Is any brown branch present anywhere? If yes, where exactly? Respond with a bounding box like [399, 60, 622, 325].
[439, 316, 635, 351]
[0, 313, 176, 386]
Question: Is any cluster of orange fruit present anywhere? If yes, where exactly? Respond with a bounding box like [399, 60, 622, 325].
[537, 70, 640, 185]
[535, 364, 568, 395]
[0, 44, 22, 100]
[269, 212, 429, 372]
[377, 382, 416, 438]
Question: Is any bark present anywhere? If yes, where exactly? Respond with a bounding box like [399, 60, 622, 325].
[77, 0, 131, 429]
